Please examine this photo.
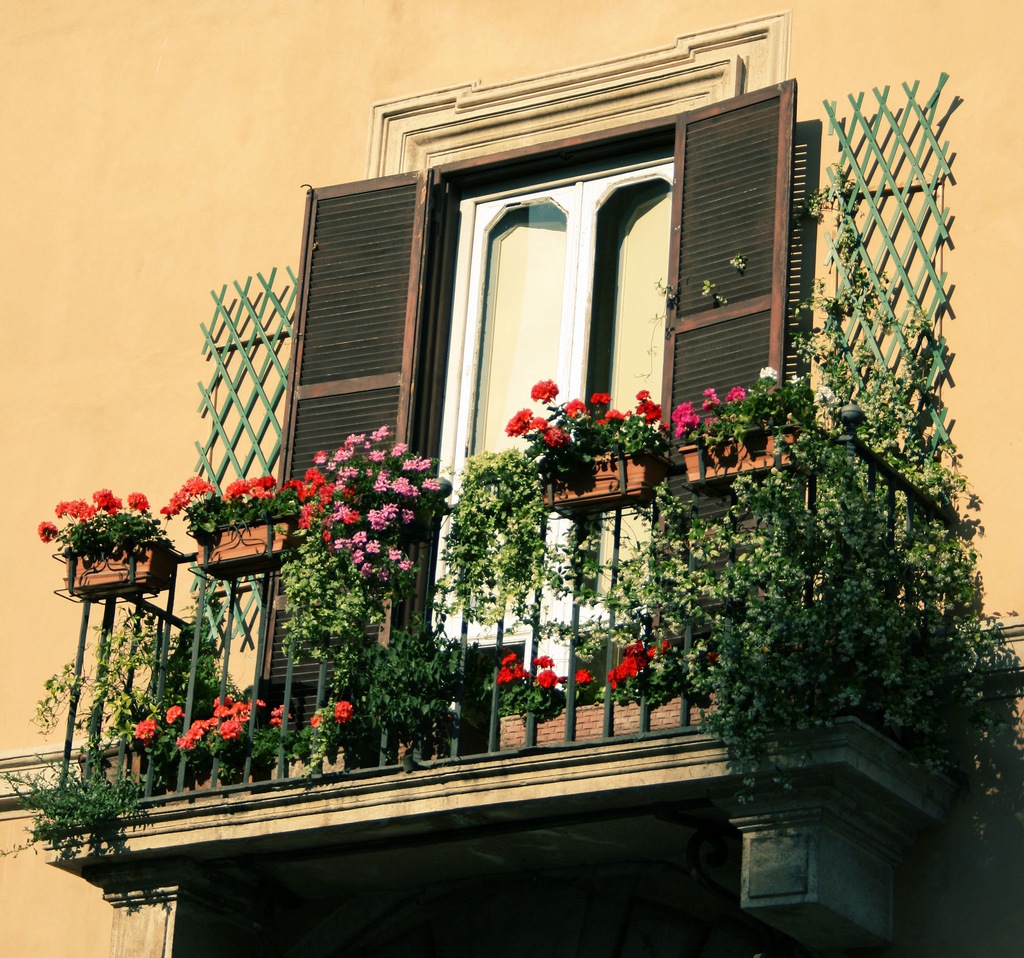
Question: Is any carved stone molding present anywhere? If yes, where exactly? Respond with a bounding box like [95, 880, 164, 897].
[367, 14, 791, 176]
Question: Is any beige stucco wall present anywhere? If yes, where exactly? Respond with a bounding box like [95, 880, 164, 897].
[1, 2, 1021, 954]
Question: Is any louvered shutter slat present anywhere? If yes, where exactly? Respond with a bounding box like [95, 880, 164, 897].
[281, 174, 430, 480]
[665, 82, 796, 415]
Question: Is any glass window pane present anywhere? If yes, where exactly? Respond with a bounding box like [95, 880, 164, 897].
[586, 180, 671, 407]
[472, 202, 567, 453]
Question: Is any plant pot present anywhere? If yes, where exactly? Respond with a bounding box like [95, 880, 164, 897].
[196, 516, 300, 576]
[679, 428, 798, 487]
[545, 452, 669, 512]
[64, 543, 178, 600]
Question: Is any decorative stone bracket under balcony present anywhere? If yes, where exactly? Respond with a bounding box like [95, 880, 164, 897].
[57, 717, 954, 957]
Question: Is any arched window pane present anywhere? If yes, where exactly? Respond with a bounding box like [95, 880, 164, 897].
[472, 202, 567, 453]
[586, 180, 671, 406]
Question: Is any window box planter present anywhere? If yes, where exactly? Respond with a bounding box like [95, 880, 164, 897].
[544, 452, 669, 513]
[679, 428, 798, 487]
[195, 516, 300, 577]
[64, 543, 178, 600]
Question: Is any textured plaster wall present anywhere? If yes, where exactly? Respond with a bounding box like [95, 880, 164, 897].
[1, 2, 1021, 955]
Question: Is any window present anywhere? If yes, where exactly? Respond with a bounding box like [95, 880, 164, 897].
[283, 82, 793, 476]
[439, 161, 673, 476]
[277, 82, 796, 647]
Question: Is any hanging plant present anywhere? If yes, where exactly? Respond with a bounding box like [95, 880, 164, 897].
[440, 449, 551, 627]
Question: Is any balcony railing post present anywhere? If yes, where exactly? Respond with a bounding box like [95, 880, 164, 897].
[488, 618, 504, 752]
[61, 599, 93, 787]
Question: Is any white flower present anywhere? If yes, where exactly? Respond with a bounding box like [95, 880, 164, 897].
[759, 366, 778, 381]
[789, 374, 801, 385]
[815, 385, 837, 406]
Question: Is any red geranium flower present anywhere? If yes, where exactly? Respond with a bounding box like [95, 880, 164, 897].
[536, 669, 559, 689]
[530, 380, 559, 404]
[505, 408, 534, 437]
[134, 718, 158, 746]
[37, 521, 58, 543]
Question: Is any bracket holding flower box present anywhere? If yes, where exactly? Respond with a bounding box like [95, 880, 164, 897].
[64, 543, 180, 600]
[545, 451, 670, 513]
[39, 488, 179, 601]
[679, 429, 798, 488]
[195, 516, 301, 578]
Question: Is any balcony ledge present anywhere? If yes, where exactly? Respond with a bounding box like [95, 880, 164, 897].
[62, 717, 954, 954]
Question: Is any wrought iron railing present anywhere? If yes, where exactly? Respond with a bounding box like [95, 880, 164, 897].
[58, 416, 952, 804]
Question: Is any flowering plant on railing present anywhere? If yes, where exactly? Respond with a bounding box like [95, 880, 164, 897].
[161, 474, 306, 536]
[280, 426, 449, 660]
[506, 380, 669, 478]
[606, 639, 689, 711]
[670, 367, 819, 447]
[133, 694, 293, 785]
[37, 489, 169, 562]
[496, 652, 594, 723]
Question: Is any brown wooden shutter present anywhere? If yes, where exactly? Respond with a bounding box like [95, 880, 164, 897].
[280, 172, 431, 481]
[663, 81, 796, 417]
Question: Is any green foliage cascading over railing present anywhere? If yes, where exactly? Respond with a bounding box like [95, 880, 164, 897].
[820, 75, 954, 455]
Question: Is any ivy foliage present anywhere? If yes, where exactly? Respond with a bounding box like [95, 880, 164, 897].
[440, 449, 552, 626]
[5, 765, 141, 860]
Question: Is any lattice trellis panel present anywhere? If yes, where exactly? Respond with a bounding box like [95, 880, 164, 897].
[195, 268, 297, 485]
[823, 74, 954, 449]
[194, 268, 296, 647]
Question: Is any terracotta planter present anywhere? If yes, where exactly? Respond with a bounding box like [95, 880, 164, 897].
[196, 516, 300, 576]
[65, 543, 178, 600]
[545, 452, 669, 512]
[679, 429, 798, 487]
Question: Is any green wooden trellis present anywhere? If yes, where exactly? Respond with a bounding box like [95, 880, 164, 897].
[194, 268, 296, 649]
[823, 74, 954, 449]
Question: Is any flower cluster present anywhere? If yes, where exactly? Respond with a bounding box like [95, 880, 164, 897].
[39, 488, 169, 561]
[671, 368, 816, 446]
[606, 638, 688, 710]
[496, 651, 594, 723]
[167, 695, 265, 751]
[162, 474, 305, 537]
[309, 699, 354, 728]
[300, 425, 448, 586]
[506, 381, 669, 478]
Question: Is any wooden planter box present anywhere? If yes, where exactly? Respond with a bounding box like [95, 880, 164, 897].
[679, 429, 798, 487]
[196, 516, 300, 577]
[65, 543, 178, 600]
[545, 452, 669, 513]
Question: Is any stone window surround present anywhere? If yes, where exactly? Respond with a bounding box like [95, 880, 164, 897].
[367, 13, 791, 176]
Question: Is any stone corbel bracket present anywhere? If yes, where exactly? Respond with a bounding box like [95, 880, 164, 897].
[712, 717, 957, 951]
[367, 13, 791, 176]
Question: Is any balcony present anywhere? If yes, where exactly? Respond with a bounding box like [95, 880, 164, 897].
[29, 412, 983, 956]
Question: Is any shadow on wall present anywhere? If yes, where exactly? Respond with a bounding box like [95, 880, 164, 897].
[887, 644, 1024, 956]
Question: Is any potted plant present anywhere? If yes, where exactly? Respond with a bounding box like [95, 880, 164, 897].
[439, 448, 552, 628]
[630, 415, 998, 770]
[671, 368, 817, 486]
[38, 490, 177, 599]
[279, 425, 449, 662]
[161, 474, 305, 576]
[606, 638, 689, 711]
[495, 651, 594, 723]
[505, 381, 670, 511]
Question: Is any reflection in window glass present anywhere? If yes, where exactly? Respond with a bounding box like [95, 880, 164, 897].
[472, 203, 567, 454]
[586, 180, 672, 406]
